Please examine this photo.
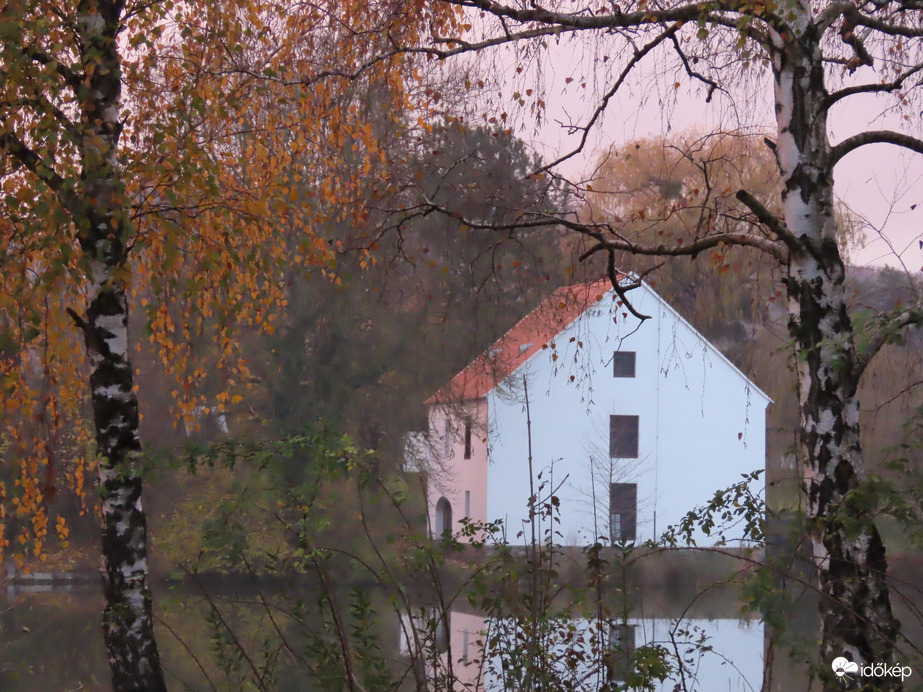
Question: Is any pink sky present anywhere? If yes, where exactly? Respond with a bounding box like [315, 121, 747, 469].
[484, 44, 923, 271]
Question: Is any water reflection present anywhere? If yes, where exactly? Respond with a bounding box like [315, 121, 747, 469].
[1, 581, 313, 692]
[0, 584, 108, 691]
[3, 573, 917, 691]
[401, 608, 764, 691]
[0, 582, 772, 691]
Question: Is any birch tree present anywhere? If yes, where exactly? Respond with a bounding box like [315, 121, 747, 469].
[0, 0, 450, 688]
[401, 0, 923, 687]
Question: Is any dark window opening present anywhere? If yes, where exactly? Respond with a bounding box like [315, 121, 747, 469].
[464, 420, 472, 459]
[609, 415, 639, 458]
[612, 351, 636, 378]
[610, 483, 638, 543]
[435, 497, 452, 537]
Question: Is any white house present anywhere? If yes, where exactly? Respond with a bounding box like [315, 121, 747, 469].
[420, 277, 770, 546]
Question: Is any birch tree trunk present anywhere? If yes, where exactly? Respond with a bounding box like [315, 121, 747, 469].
[774, 20, 899, 688]
[80, 276, 166, 692]
[72, 0, 167, 688]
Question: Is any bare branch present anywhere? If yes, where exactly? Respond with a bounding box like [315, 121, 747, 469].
[603, 228, 788, 263]
[425, 25, 578, 56]
[830, 130, 923, 165]
[437, 0, 768, 36]
[536, 25, 680, 173]
[736, 189, 798, 249]
[606, 251, 652, 321]
[668, 32, 721, 101]
[292, 23, 579, 85]
[815, 1, 854, 31]
[838, 11, 875, 71]
[418, 189, 790, 264]
[823, 62, 923, 110]
[849, 7, 923, 37]
[866, 379, 923, 413]
[582, 228, 788, 263]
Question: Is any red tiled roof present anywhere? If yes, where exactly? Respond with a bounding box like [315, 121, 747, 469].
[426, 279, 614, 404]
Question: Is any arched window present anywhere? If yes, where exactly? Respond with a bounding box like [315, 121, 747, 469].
[435, 497, 452, 537]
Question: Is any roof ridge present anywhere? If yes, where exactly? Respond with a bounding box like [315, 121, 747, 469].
[426, 278, 613, 404]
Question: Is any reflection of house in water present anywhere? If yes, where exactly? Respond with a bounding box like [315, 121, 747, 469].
[417, 278, 770, 546]
[401, 608, 764, 691]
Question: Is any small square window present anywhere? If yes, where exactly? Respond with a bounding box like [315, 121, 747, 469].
[609, 415, 639, 458]
[613, 351, 636, 378]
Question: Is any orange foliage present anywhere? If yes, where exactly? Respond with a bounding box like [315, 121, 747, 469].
[0, 0, 460, 561]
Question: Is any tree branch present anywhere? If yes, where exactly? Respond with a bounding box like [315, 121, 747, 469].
[22, 44, 82, 90]
[438, 0, 766, 36]
[604, 229, 788, 262]
[815, 1, 855, 31]
[606, 251, 652, 321]
[837, 3, 923, 38]
[736, 189, 799, 249]
[536, 24, 680, 173]
[830, 130, 923, 165]
[3, 87, 83, 140]
[838, 11, 874, 72]
[855, 307, 923, 380]
[0, 131, 82, 215]
[65, 307, 91, 336]
[424, 25, 578, 57]
[293, 24, 578, 84]
[668, 32, 721, 101]
[849, 7, 923, 37]
[823, 62, 923, 110]
[418, 193, 789, 264]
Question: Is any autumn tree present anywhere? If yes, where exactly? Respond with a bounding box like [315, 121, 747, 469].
[583, 131, 785, 336]
[262, 119, 568, 462]
[396, 0, 923, 688]
[0, 0, 457, 688]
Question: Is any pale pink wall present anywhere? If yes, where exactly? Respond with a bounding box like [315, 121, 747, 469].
[405, 610, 487, 689]
[427, 399, 489, 541]
[447, 611, 487, 689]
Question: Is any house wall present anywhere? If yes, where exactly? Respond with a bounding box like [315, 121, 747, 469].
[484, 285, 769, 545]
[426, 400, 489, 538]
